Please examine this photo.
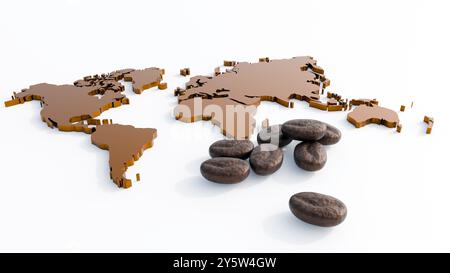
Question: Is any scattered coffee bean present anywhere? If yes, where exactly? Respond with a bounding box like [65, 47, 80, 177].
[289, 192, 347, 227]
[318, 123, 341, 145]
[200, 157, 250, 184]
[249, 144, 283, 175]
[281, 119, 327, 141]
[294, 142, 327, 171]
[209, 139, 254, 159]
[257, 125, 293, 147]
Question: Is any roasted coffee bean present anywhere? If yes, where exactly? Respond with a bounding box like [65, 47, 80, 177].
[289, 192, 347, 227]
[249, 144, 283, 175]
[209, 140, 254, 159]
[318, 123, 341, 145]
[281, 119, 327, 141]
[294, 142, 327, 171]
[200, 157, 250, 184]
[257, 125, 292, 147]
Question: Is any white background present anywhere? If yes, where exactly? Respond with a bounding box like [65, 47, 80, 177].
[0, 0, 449, 252]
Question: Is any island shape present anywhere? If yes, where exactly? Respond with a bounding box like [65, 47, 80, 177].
[174, 56, 330, 139]
[91, 124, 157, 188]
[123, 68, 164, 94]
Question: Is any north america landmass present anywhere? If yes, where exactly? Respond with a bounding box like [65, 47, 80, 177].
[4, 56, 403, 189]
[5, 67, 165, 188]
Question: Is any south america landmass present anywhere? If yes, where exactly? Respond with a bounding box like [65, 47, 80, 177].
[91, 124, 157, 188]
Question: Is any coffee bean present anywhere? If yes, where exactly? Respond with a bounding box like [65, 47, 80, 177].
[281, 119, 327, 141]
[249, 144, 283, 175]
[209, 140, 254, 159]
[294, 142, 327, 171]
[257, 125, 292, 147]
[318, 123, 341, 145]
[289, 192, 347, 227]
[200, 157, 250, 184]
